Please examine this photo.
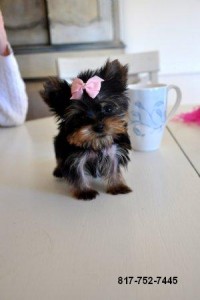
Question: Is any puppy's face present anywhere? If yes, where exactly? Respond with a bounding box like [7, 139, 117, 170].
[41, 59, 129, 150]
[64, 97, 128, 150]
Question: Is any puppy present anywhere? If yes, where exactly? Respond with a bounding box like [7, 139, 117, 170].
[41, 60, 132, 200]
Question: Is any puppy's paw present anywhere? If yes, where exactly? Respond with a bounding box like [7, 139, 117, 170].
[53, 166, 63, 178]
[107, 184, 132, 195]
[74, 189, 99, 200]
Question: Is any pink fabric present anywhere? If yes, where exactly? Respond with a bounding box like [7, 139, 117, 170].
[70, 75, 104, 100]
[173, 107, 200, 126]
[0, 11, 9, 55]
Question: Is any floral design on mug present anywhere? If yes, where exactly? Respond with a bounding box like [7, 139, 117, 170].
[131, 100, 165, 136]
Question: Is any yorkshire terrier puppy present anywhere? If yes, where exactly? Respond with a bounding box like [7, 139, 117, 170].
[41, 60, 132, 200]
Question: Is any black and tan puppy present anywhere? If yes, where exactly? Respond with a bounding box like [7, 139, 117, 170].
[41, 60, 132, 200]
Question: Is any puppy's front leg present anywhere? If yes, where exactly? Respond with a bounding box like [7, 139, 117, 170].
[64, 154, 99, 200]
[106, 168, 132, 195]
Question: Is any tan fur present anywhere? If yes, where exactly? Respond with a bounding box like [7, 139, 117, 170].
[67, 115, 129, 150]
[104, 116, 127, 135]
[106, 171, 132, 195]
[67, 125, 113, 150]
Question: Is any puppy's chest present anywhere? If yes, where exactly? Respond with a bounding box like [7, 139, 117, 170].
[86, 145, 118, 176]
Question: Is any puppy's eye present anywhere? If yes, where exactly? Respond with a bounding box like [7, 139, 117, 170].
[101, 103, 118, 115]
[103, 104, 113, 114]
[87, 110, 95, 119]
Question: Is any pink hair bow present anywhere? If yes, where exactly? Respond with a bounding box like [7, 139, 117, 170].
[70, 75, 104, 100]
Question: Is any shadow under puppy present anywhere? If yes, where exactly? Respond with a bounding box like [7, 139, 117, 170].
[41, 60, 132, 200]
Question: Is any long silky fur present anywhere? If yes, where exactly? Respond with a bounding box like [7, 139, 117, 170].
[41, 59, 132, 200]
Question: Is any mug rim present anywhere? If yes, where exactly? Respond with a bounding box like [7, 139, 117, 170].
[128, 83, 167, 90]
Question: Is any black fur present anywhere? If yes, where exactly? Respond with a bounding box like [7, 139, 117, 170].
[40, 60, 132, 200]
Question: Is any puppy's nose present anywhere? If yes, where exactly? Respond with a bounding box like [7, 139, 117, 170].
[93, 123, 104, 133]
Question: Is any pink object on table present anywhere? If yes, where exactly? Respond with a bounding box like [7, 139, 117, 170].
[173, 107, 200, 125]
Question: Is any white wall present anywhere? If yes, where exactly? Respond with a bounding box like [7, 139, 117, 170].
[119, 0, 200, 104]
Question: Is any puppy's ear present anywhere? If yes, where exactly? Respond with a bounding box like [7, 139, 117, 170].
[40, 77, 71, 118]
[100, 59, 128, 93]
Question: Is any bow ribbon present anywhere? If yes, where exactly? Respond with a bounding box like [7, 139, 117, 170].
[70, 76, 104, 100]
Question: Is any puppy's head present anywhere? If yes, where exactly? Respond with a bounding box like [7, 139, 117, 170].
[41, 60, 129, 150]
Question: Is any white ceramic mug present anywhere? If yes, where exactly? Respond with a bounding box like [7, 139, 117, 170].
[128, 83, 182, 151]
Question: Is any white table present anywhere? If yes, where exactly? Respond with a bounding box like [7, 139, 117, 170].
[0, 108, 199, 300]
[168, 106, 200, 176]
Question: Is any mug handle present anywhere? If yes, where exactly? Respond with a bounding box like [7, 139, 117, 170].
[166, 85, 182, 123]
